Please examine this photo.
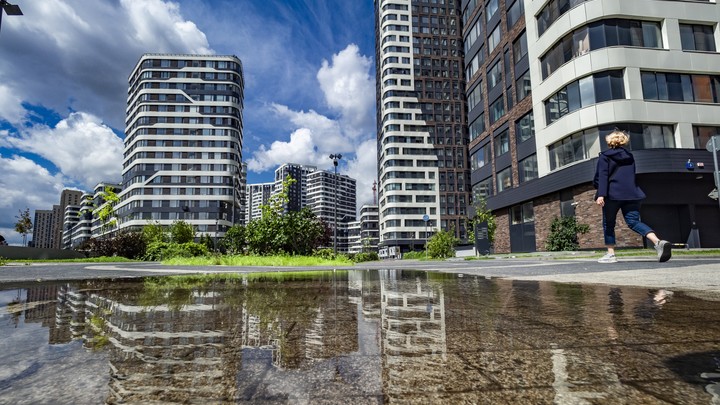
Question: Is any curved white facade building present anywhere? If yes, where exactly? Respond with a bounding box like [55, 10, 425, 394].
[117, 54, 244, 236]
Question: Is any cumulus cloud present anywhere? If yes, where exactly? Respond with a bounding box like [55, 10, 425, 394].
[0, 0, 212, 129]
[0, 84, 26, 125]
[0, 155, 65, 246]
[317, 44, 376, 136]
[1, 112, 123, 189]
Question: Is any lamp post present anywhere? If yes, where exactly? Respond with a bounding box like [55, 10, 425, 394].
[329, 154, 342, 255]
[0, 1, 23, 33]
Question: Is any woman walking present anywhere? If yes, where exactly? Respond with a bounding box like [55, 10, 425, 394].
[593, 130, 671, 263]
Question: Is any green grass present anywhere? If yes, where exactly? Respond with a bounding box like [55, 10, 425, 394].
[6, 256, 136, 263]
[162, 254, 354, 267]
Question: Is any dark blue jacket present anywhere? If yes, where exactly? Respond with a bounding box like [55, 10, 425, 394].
[593, 147, 646, 200]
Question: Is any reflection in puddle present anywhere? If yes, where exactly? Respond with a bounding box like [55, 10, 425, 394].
[1, 270, 720, 404]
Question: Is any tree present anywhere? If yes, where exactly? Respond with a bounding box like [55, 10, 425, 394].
[95, 186, 120, 237]
[14, 208, 33, 246]
[142, 221, 167, 245]
[244, 175, 329, 255]
[170, 220, 195, 244]
[426, 228, 459, 259]
[468, 198, 496, 245]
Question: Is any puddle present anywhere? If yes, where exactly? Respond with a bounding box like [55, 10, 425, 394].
[1, 270, 719, 404]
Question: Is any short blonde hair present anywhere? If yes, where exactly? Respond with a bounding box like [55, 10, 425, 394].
[605, 130, 629, 148]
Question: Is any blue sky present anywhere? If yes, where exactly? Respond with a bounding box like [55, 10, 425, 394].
[0, 0, 378, 245]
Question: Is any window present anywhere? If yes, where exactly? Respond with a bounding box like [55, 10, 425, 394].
[471, 143, 491, 170]
[468, 82, 483, 111]
[545, 70, 624, 124]
[513, 31, 528, 62]
[473, 177, 493, 200]
[489, 96, 505, 124]
[519, 155, 538, 183]
[680, 24, 716, 52]
[511, 202, 534, 225]
[537, 0, 590, 36]
[516, 112, 534, 143]
[488, 24, 501, 54]
[507, 0, 524, 30]
[485, 0, 498, 24]
[548, 127, 600, 170]
[494, 129, 510, 156]
[516, 71, 531, 101]
[642, 72, 720, 104]
[487, 60, 502, 89]
[693, 126, 720, 149]
[464, 16, 484, 53]
[497, 167, 513, 192]
[540, 19, 661, 79]
[470, 113, 486, 141]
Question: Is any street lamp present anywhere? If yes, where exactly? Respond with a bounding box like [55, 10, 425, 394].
[0, 1, 23, 33]
[329, 154, 342, 255]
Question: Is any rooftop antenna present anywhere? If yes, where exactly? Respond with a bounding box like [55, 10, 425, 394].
[0, 1, 23, 33]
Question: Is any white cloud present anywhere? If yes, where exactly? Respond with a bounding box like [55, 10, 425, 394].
[317, 44, 376, 136]
[0, 0, 213, 129]
[0, 155, 65, 246]
[1, 112, 123, 189]
[0, 84, 26, 125]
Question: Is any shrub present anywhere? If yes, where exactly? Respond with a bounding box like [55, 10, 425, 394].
[402, 251, 425, 260]
[145, 241, 209, 261]
[113, 232, 146, 259]
[170, 220, 195, 244]
[142, 221, 167, 244]
[352, 252, 379, 263]
[0, 256, 7, 266]
[220, 224, 246, 254]
[427, 228, 459, 259]
[545, 216, 590, 251]
[313, 248, 336, 260]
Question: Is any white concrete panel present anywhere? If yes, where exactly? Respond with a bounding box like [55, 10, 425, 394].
[568, 6, 588, 30]
[578, 106, 600, 130]
[584, 0, 604, 22]
[595, 102, 618, 127]
[589, 48, 610, 72]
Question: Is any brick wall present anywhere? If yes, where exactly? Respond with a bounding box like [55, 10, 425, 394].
[491, 184, 645, 253]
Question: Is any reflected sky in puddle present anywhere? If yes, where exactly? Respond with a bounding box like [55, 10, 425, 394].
[1, 270, 719, 404]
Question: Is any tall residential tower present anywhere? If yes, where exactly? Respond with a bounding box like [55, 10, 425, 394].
[117, 54, 244, 237]
[375, 0, 471, 253]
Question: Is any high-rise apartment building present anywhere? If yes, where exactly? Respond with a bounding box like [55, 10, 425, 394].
[307, 169, 357, 252]
[61, 205, 80, 250]
[52, 189, 83, 249]
[32, 209, 55, 249]
[375, 0, 471, 253]
[348, 204, 380, 254]
[244, 182, 274, 224]
[117, 54, 244, 237]
[464, 0, 720, 252]
[273, 163, 317, 212]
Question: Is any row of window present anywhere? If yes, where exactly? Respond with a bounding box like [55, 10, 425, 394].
[545, 70, 625, 125]
[642, 72, 720, 104]
[537, 0, 711, 37]
[541, 19, 662, 79]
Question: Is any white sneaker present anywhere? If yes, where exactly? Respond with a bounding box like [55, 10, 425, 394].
[655, 240, 672, 263]
[598, 253, 617, 263]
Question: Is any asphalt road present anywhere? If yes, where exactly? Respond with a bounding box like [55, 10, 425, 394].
[2, 256, 719, 297]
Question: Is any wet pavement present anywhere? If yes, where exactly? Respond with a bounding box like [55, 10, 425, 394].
[1, 268, 719, 404]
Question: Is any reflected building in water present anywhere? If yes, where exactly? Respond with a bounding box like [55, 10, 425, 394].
[5, 271, 720, 403]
